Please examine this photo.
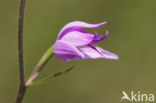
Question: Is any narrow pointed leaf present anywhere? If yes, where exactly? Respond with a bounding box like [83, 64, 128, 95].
[29, 66, 74, 86]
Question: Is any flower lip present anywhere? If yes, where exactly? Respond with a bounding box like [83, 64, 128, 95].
[92, 31, 109, 44]
[88, 44, 103, 55]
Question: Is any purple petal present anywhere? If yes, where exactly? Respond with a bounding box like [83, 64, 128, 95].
[79, 45, 119, 60]
[92, 31, 109, 44]
[99, 47, 119, 59]
[61, 30, 95, 46]
[58, 21, 107, 39]
[54, 40, 84, 61]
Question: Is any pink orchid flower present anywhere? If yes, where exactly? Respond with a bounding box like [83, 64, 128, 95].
[54, 21, 119, 61]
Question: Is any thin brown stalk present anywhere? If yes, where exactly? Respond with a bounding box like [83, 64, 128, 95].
[15, 0, 27, 103]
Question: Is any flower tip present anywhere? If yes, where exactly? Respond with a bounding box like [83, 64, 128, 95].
[101, 21, 107, 24]
[105, 30, 109, 36]
[95, 21, 107, 28]
[100, 21, 107, 26]
[114, 55, 119, 60]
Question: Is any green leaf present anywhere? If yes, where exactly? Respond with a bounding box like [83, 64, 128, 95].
[29, 66, 74, 87]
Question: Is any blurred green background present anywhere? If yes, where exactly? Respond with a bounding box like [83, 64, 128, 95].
[0, 0, 156, 103]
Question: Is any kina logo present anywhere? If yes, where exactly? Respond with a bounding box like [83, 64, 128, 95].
[121, 91, 154, 102]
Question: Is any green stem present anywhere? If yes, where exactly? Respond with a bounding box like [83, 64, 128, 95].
[26, 45, 54, 86]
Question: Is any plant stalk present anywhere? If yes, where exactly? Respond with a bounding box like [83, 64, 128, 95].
[15, 0, 27, 103]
